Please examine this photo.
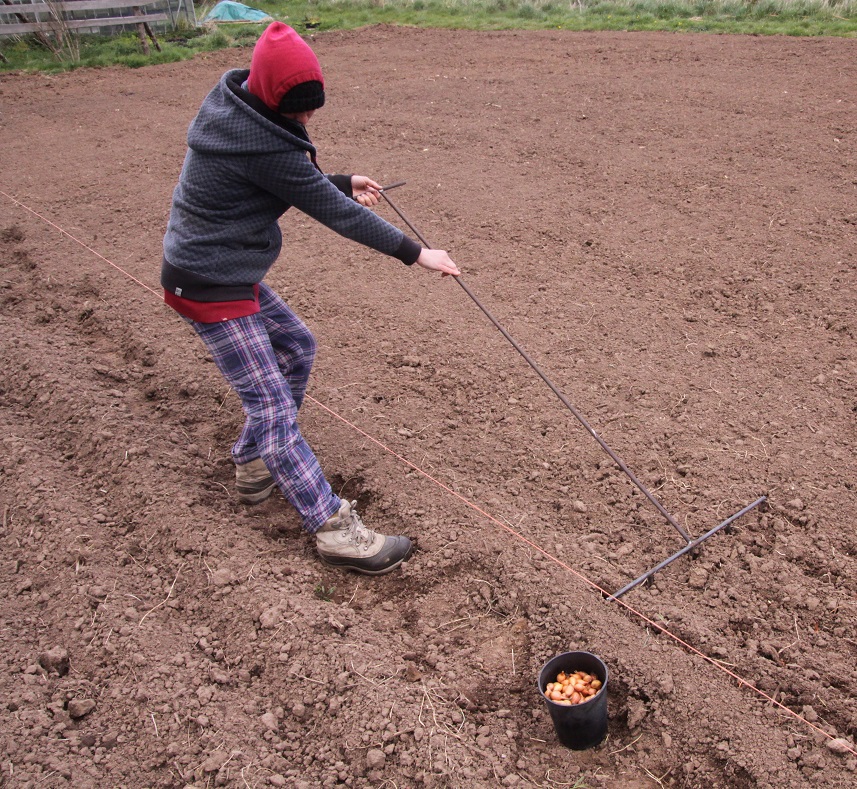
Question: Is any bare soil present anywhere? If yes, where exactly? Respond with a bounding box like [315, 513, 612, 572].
[1, 26, 856, 789]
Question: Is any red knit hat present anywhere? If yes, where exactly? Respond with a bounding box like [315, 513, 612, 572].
[247, 22, 325, 113]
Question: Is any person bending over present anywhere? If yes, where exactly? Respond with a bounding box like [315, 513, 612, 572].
[162, 22, 460, 575]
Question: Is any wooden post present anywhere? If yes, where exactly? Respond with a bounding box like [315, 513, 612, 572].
[132, 6, 149, 55]
[143, 20, 161, 52]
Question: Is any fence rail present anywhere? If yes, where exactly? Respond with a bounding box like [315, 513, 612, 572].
[0, 0, 159, 13]
[0, 0, 195, 37]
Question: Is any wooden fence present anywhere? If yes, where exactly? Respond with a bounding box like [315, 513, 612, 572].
[0, 0, 196, 37]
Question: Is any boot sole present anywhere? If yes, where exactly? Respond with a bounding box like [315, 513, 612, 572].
[318, 544, 414, 576]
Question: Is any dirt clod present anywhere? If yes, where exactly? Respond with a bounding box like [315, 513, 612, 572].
[67, 699, 96, 719]
[38, 646, 69, 676]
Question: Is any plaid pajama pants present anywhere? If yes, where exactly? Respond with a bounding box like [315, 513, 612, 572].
[186, 283, 340, 533]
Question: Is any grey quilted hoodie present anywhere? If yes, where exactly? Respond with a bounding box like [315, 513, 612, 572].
[162, 69, 420, 302]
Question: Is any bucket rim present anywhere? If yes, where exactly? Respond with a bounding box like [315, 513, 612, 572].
[537, 650, 608, 706]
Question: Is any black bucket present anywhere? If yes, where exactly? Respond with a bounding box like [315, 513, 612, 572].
[538, 651, 608, 750]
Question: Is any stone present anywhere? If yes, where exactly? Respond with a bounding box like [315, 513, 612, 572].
[826, 738, 853, 755]
[365, 749, 386, 770]
[68, 699, 96, 719]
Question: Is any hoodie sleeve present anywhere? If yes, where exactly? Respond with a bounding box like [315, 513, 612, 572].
[246, 150, 420, 264]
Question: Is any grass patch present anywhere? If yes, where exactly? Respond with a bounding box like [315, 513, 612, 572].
[1, 0, 855, 72]
[313, 583, 337, 602]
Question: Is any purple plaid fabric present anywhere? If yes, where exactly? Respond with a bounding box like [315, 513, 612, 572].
[186, 283, 340, 533]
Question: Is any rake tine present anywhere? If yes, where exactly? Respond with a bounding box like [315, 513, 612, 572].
[607, 495, 767, 600]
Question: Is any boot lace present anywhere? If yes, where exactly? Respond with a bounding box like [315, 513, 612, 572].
[344, 501, 376, 548]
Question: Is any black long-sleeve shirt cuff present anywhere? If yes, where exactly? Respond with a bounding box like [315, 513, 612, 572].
[326, 174, 420, 264]
[326, 173, 353, 195]
[395, 236, 422, 266]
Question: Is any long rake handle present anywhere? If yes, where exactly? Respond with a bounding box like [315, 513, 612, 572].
[381, 190, 693, 544]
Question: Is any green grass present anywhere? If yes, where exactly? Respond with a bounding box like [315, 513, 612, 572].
[1, 0, 855, 72]
[313, 583, 336, 602]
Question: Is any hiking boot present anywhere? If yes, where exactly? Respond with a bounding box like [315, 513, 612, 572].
[316, 499, 413, 575]
[235, 458, 276, 505]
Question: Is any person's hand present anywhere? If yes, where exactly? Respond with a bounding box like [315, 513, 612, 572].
[416, 248, 461, 278]
[352, 176, 382, 207]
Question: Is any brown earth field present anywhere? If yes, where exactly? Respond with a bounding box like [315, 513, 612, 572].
[1, 25, 856, 789]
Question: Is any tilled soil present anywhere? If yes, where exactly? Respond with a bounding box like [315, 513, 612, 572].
[1, 26, 856, 789]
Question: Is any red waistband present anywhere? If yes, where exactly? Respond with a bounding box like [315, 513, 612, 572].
[163, 284, 260, 323]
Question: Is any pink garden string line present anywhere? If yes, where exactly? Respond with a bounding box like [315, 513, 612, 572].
[307, 394, 854, 754]
[1, 190, 162, 299]
[2, 188, 854, 758]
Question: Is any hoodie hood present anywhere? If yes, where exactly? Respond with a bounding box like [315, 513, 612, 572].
[186, 69, 317, 158]
[246, 22, 325, 112]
